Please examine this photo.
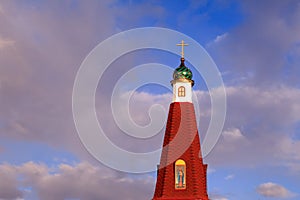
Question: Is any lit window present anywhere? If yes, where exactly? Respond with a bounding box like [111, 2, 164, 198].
[175, 159, 186, 189]
[178, 86, 185, 97]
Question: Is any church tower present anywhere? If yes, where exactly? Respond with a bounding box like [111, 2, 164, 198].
[152, 41, 209, 200]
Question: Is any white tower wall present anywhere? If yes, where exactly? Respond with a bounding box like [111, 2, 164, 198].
[172, 81, 192, 103]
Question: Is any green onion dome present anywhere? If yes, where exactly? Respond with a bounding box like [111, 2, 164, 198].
[173, 58, 193, 80]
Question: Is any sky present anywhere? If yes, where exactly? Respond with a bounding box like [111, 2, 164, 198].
[0, 0, 300, 200]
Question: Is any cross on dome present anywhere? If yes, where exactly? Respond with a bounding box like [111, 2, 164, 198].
[176, 40, 188, 58]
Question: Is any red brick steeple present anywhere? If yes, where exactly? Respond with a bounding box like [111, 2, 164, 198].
[152, 54, 209, 200]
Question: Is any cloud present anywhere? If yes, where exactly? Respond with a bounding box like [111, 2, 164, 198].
[94, 84, 300, 171]
[222, 128, 245, 141]
[2, 39, 300, 170]
[257, 182, 296, 198]
[76, 85, 300, 170]
[207, 168, 216, 174]
[0, 0, 173, 166]
[0, 0, 119, 161]
[208, 0, 300, 85]
[0, 3, 3, 15]
[224, 174, 234, 180]
[0, 2, 173, 177]
[205, 86, 300, 169]
[0, 161, 155, 200]
[212, 198, 228, 200]
[207, 33, 228, 47]
[0, 1, 299, 198]
[213, 33, 228, 44]
[0, 164, 23, 200]
[0, 37, 14, 49]
[209, 193, 229, 200]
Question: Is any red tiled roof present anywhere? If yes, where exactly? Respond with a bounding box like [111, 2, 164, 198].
[152, 102, 209, 200]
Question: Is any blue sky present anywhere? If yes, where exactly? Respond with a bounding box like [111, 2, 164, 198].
[0, 0, 300, 200]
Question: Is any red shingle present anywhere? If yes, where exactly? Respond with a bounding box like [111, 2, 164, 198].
[152, 102, 209, 200]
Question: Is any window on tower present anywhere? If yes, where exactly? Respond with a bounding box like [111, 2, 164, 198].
[175, 159, 186, 190]
[178, 86, 185, 97]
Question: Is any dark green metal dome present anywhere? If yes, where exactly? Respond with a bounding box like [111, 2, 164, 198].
[173, 58, 193, 80]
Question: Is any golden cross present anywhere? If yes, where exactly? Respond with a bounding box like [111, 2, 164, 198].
[176, 40, 188, 58]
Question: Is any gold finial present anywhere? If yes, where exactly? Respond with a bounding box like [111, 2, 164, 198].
[176, 40, 188, 58]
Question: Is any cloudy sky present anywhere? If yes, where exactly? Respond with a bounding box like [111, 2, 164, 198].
[0, 0, 300, 200]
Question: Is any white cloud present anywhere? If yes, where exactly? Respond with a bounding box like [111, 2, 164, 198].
[0, 161, 155, 200]
[0, 1, 299, 198]
[0, 0, 119, 162]
[206, 33, 228, 47]
[100, 85, 300, 171]
[222, 128, 245, 141]
[212, 198, 228, 200]
[224, 174, 234, 180]
[0, 164, 23, 200]
[257, 182, 297, 198]
[205, 85, 300, 169]
[207, 168, 216, 174]
[93, 85, 300, 172]
[214, 33, 228, 43]
[210, 193, 229, 200]
[0, 1, 168, 165]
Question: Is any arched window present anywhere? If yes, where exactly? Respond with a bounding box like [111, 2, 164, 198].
[175, 159, 186, 189]
[178, 86, 185, 97]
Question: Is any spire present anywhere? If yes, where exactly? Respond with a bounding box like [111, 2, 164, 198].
[172, 41, 194, 89]
[173, 40, 193, 82]
[171, 41, 194, 102]
[152, 40, 209, 200]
